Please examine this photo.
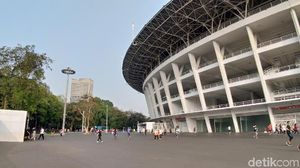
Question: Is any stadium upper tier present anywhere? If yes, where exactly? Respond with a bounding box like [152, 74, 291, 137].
[122, 0, 288, 93]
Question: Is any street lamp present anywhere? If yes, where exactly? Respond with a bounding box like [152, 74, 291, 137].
[61, 67, 75, 134]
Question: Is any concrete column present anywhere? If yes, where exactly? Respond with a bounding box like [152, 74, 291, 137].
[186, 117, 197, 133]
[172, 63, 189, 113]
[160, 71, 174, 115]
[231, 111, 240, 133]
[152, 78, 165, 116]
[188, 53, 207, 110]
[147, 83, 159, 118]
[246, 26, 271, 102]
[144, 89, 154, 119]
[204, 114, 212, 133]
[267, 106, 276, 132]
[213, 41, 234, 107]
[291, 9, 300, 44]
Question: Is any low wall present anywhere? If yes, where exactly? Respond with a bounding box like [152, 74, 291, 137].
[0, 109, 27, 142]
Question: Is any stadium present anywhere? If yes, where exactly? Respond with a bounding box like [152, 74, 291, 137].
[123, 0, 300, 133]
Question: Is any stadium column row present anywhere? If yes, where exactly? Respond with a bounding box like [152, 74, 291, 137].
[143, 8, 300, 133]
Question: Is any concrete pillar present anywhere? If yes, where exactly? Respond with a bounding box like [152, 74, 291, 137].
[147, 83, 159, 118]
[152, 78, 165, 116]
[204, 114, 212, 133]
[246, 26, 271, 102]
[291, 9, 300, 44]
[213, 41, 234, 107]
[188, 53, 207, 110]
[267, 106, 276, 132]
[231, 111, 240, 133]
[160, 71, 174, 115]
[172, 63, 189, 113]
[144, 89, 154, 119]
[186, 117, 197, 133]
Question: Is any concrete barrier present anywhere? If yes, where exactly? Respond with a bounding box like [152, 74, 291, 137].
[0, 109, 27, 142]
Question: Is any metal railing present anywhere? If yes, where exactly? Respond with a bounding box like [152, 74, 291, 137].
[161, 96, 167, 102]
[233, 98, 265, 106]
[182, 69, 192, 76]
[273, 86, 300, 95]
[224, 47, 252, 59]
[207, 103, 229, 109]
[228, 73, 259, 83]
[274, 94, 300, 101]
[145, 0, 287, 82]
[264, 63, 300, 75]
[199, 59, 217, 68]
[257, 32, 297, 48]
[203, 81, 223, 89]
[184, 88, 198, 95]
[171, 94, 179, 99]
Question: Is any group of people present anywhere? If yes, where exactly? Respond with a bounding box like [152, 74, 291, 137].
[24, 127, 45, 141]
[95, 127, 131, 143]
[153, 126, 181, 140]
[253, 122, 299, 151]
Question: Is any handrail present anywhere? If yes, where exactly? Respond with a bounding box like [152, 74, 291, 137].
[273, 86, 300, 95]
[199, 59, 217, 68]
[184, 88, 198, 95]
[257, 32, 297, 48]
[161, 96, 167, 102]
[182, 69, 192, 76]
[145, 0, 287, 83]
[274, 94, 300, 101]
[233, 98, 265, 106]
[171, 94, 179, 99]
[207, 103, 229, 109]
[224, 47, 252, 59]
[264, 63, 300, 75]
[203, 81, 223, 89]
[228, 73, 259, 83]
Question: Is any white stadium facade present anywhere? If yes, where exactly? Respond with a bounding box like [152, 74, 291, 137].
[123, 0, 300, 133]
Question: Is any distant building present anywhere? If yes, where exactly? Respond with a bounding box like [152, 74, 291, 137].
[70, 78, 93, 103]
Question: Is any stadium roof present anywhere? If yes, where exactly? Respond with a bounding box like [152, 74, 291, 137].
[122, 0, 286, 93]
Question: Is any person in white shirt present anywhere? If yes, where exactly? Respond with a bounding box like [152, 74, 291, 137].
[38, 128, 45, 140]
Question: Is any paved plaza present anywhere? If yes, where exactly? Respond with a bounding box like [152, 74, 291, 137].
[0, 133, 299, 168]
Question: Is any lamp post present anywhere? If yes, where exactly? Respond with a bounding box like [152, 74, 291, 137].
[61, 67, 75, 134]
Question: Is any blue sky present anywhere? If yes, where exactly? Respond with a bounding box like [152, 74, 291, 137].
[0, 0, 169, 115]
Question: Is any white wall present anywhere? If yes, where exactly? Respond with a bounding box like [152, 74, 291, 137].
[0, 110, 27, 142]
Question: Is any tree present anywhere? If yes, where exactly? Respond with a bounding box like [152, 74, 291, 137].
[0, 45, 52, 109]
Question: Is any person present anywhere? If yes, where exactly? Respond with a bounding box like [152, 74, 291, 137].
[279, 124, 282, 134]
[97, 129, 103, 143]
[144, 128, 147, 135]
[282, 124, 286, 134]
[297, 144, 300, 151]
[127, 127, 131, 140]
[227, 126, 231, 135]
[38, 127, 45, 140]
[293, 123, 298, 134]
[154, 129, 159, 140]
[253, 125, 258, 139]
[60, 129, 63, 136]
[275, 124, 280, 134]
[175, 126, 180, 139]
[113, 128, 117, 140]
[286, 121, 294, 146]
[32, 128, 36, 141]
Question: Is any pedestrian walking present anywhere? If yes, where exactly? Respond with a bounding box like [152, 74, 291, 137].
[285, 121, 294, 146]
[97, 129, 103, 143]
[227, 125, 231, 135]
[253, 125, 258, 139]
[38, 128, 45, 140]
[175, 126, 180, 139]
[113, 128, 117, 140]
[127, 127, 131, 140]
[154, 129, 159, 140]
[293, 123, 298, 134]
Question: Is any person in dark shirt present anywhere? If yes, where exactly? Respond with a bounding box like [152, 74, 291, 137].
[286, 121, 293, 146]
[97, 130, 103, 143]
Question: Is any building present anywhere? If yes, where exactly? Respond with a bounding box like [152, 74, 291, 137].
[70, 78, 93, 103]
[122, 0, 300, 133]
